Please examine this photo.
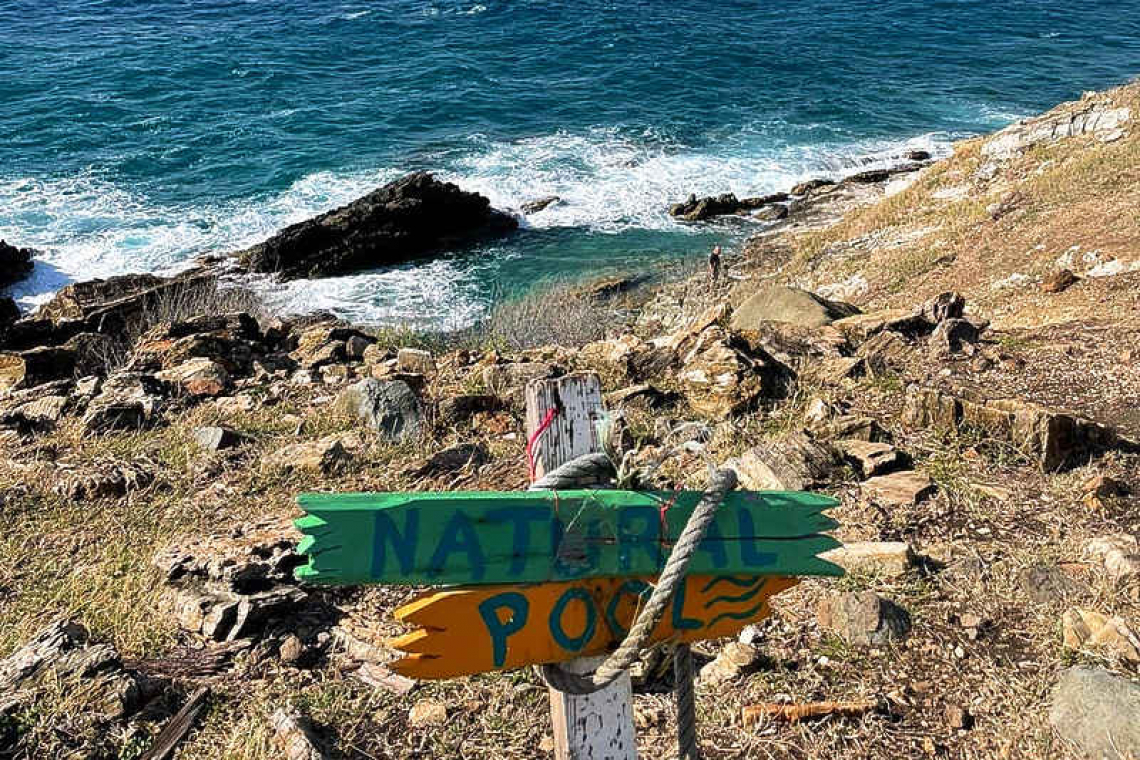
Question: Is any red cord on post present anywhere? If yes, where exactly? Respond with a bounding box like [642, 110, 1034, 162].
[527, 407, 558, 482]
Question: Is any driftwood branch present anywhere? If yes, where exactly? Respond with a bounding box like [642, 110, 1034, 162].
[139, 687, 210, 760]
[742, 699, 879, 726]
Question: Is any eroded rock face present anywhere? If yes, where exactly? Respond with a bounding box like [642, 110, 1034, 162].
[901, 384, 1119, 471]
[237, 172, 518, 279]
[983, 98, 1131, 159]
[677, 329, 789, 417]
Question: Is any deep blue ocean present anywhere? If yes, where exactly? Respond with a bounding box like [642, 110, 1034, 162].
[2, 1, 1139, 327]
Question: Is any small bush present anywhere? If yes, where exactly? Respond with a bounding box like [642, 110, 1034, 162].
[477, 281, 622, 351]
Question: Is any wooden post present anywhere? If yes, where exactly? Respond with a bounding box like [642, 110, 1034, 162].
[525, 372, 638, 760]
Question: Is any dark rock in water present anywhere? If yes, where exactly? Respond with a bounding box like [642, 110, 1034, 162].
[237, 172, 518, 279]
[752, 204, 789, 222]
[0, 297, 18, 328]
[0, 240, 35, 289]
[669, 192, 743, 221]
[905, 149, 932, 161]
[669, 192, 787, 222]
[789, 178, 836, 195]
[520, 195, 561, 214]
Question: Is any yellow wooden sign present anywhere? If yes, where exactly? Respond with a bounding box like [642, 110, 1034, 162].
[389, 574, 797, 679]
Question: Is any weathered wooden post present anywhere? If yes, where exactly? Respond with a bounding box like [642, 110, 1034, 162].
[525, 372, 637, 760]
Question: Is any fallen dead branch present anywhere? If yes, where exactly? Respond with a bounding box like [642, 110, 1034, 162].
[742, 699, 880, 726]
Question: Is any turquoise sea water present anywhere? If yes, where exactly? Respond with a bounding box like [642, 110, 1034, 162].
[2, 0, 1139, 327]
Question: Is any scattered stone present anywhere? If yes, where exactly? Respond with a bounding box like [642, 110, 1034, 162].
[1062, 608, 1140, 662]
[268, 436, 351, 475]
[1082, 474, 1128, 509]
[0, 619, 153, 721]
[271, 708, 330, 760]
[810, 414, 886, 442]
[408, 442, 488, 477]
[835, 440, 907, 478]
[157, 357, 231, 397]
[0, 395, 70, 432]
[730, 286, 860, 331]
[945, 704, 973, 730]
[335, 378, 423, 440]
[727, 433, 842, 490]
[1086, 535, 1140, 585]
[698, 642, 762, 685]
[820, 541, 915, 578]
[397, 348, 435, 375]
[832, 309, 922, 343]
[409, 698, 448, 728]
[353, 662, 417, 694]
[278, 635, 305, 665]
[54, 458, 156, 501]
[817, 591, 910, 646]
[1049, 667, 1140, 760]
[318, 363, 355, 385]
[917, 292, 966, 325]
[1042, 268, 1078, 293]
[193, 426, 247, 452]
[901, 385, 1117, 471]
[861, 470, 935, 506]
[238, 172, 517, 279]
[790, 178, 836, 195]
[1019, 565, 1086, 604]
[929, 318, 980, 355]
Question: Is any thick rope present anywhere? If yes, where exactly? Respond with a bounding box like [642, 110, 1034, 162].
[535, 466, 735, 695]
[529, 452, 615, 490]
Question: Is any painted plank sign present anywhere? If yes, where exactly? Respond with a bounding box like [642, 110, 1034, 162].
[293, 489, 841, 586]
[389, 574, 799, 680]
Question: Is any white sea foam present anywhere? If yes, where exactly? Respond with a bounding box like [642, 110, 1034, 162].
[0, 127, 955, 324]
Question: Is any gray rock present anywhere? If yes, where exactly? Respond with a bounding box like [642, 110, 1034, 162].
[929, 318, 980, 355]
[730, 286, 860, 331]
[335, 378, 423, 440]
[1049, 667, 1140, 760]
[193, 426, 247, 452]
[727, 433, 842, 490]
[1020, 565, 1087, 605]
[817, 591, 910, 646]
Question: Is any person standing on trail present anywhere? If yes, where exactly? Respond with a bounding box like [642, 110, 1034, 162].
[709, 244, 722, 284]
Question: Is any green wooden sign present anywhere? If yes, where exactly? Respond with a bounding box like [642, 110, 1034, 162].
[294, 489, 841, 586]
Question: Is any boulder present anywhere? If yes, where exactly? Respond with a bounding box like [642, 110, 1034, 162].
[916, 292, 966, 325]
[727, 433, 842, 490]
[817, 591, 910, 646]
[677, 330, 789, 417]
[237, 172, 518, 279]
[832, 309, 923, 343]
[730, 286, 859, 331]
[1049, 667, 1140, 760]
[0, 240, 35, 288]
[735, 322, 848, 366]
[861, 470, 936, 506]
[335, 378, 423, 440]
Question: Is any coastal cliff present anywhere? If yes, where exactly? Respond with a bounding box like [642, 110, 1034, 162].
[0, 82, 1138, 759]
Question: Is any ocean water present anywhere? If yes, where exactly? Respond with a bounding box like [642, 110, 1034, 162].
[2, 0, 1139, 327]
